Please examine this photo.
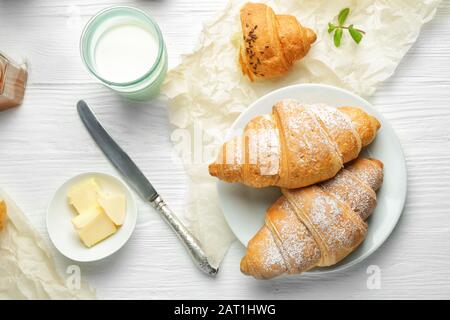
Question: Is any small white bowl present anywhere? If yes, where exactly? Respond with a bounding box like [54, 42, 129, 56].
[47, 172, 137, 262]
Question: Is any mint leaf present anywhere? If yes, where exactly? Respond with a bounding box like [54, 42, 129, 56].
[334, 28, 343, 47]
[349, 25, 363, 44]
[328, 8, 365, 48]
[338, 8, 350, 26]
[328, 23, 336, 33]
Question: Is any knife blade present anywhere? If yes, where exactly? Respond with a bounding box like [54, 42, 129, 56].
[77, 101, 157, 202]
[77, 100, 218, 276]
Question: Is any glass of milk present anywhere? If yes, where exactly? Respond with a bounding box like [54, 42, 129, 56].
[80, 6, 167, 100]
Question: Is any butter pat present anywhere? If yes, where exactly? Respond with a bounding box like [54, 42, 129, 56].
[71, 207, 100, 229]
[67, 177, 127, 248]
[99, 193, 126, 226]
[0, 199, 7, 231]
[72, 208, 117, 248]
[68, 179, 101, 214]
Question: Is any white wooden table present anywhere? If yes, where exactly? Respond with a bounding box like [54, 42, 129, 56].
[1, 0, 450, 299]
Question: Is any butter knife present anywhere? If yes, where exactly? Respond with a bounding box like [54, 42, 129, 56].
[77, 100, 218, 276]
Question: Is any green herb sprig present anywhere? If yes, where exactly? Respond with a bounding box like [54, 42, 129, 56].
[328, 8, 365, 47]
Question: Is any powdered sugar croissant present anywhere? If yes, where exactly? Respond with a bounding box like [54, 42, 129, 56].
[239, 3, 317, 80]
[209, 99, 380, 189]
[240, 158, 383, 279]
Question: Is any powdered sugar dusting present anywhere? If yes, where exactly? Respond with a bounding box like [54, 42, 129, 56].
[275, 100, 344, 185]
[346, 160, 383, 191]
[281, 101, 342, 163]
[306, 104, 347, 160]
[307, 104, 355, 135]
[307, 103, 362, 162]
[307, 191, 364, 255]
[259, 227, 286, 274]
[276, 200, 321, 273]
[246, 115, 280, 176]
[320, 168, 377, 221]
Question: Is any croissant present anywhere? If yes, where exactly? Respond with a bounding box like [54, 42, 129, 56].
[240, 158, 383, 279]
[0, 199, 6, 231]
[239, 2, 317, 80]
[209, 100, 380, 189]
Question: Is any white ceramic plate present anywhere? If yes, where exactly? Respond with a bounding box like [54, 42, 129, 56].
[47, 172, 137, 262]
[218, 84, 407, 273]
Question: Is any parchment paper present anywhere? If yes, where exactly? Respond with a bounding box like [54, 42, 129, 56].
[161, 0, 440, 268]
[0, 188, 95, 299]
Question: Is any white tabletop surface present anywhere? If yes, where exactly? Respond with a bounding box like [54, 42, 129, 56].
[1, 0, 449, 300]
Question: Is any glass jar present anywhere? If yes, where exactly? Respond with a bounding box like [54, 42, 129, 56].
[0, 52, 27, 111]
[80, 6, 168, 100]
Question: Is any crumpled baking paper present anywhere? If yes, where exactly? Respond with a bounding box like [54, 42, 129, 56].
[0, 188, 95, 299]
[161, 0, 441, 268]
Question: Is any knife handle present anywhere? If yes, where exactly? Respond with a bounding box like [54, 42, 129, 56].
[150, 195, 219, 277]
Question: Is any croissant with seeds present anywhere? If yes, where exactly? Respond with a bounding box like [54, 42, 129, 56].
[239, 2, 317, 80]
